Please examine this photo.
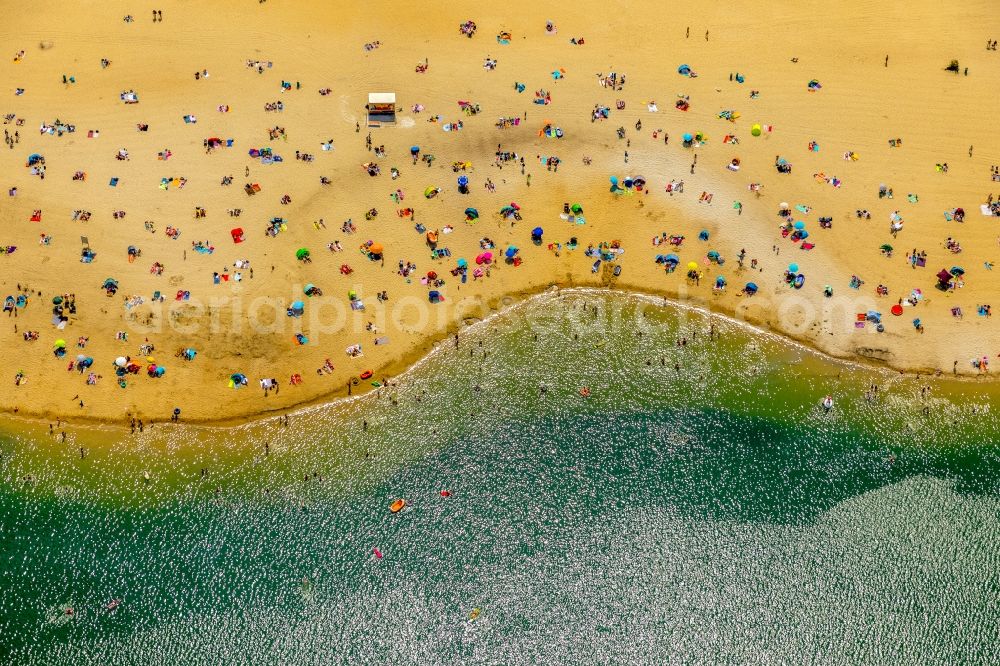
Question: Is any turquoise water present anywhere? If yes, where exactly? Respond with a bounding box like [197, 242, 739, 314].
[2, 291, 999, 664]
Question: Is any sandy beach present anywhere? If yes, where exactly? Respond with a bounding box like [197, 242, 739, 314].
[2, 0, 999, 425]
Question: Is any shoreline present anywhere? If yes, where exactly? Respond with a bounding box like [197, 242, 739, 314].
[3, 0, 999, 430]
[0, 282, 991, 433]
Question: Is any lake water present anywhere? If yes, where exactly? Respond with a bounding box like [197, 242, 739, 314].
[2, 290, 998, 664]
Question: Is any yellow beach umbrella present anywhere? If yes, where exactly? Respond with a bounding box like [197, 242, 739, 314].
[687, 262, 698, 271]
[54, 339, 66, 348]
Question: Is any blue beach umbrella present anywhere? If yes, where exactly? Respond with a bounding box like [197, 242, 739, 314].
[793, 221, 805, 230]
[788, 263, 799, 273]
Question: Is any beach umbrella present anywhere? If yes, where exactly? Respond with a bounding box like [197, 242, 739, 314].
[410, 146, 420, 155]
[476, 252, 492, 264]
[457, 175, 469, 187]
[76, 354, 87, 362]
[745, 282, 758, 293]
[891, 304, 903, 316]
[716, 275, 726, 285]
[880, 244, 893, 252]
[687, 261, 699, 271]
[54, 339, 66, 348]
[788, 263, 799, 273]
[296, 248, 310, 259]
[532, 226, 543, 237]
[779, 202, 789, 209]
[114, 356, 128, 367]
[290, 300, 304, 310]
[609, 176, 618, 186]
[369, 242, 384, 255]
[682, 132, 693, 142]
[751, 123, 762, 136]
[456, 258, 468, 268]
[304, 283, 315, 294]
[570, 203, 583, 214]
[793, 221, 805, 230]
[424, 186, 439, 197]
[464, 207, 479, 219]
[633, 176, 646, 186]
[707, 250, 720, 259]
[52, 296, 63, 305]
[665, 253, 679, 263]
[505, 246, 519, 259]
[951, 266, 965, 276]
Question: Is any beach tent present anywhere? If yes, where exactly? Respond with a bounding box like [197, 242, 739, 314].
[287, 300, 305, 317]
[677, 64, 692, 76]
[367, 92, 396, 126]
[505, 245, 519, 259]
[464, 207, 479, 220]
[229, 372, 248, 388]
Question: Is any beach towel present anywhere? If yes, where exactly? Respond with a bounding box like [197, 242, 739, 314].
[801, 242, 815, 250]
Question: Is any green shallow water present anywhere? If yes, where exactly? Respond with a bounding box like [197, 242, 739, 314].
[2, 290, 999, 664]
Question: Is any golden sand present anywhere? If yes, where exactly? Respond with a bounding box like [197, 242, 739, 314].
[1, 0, 999, 424]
